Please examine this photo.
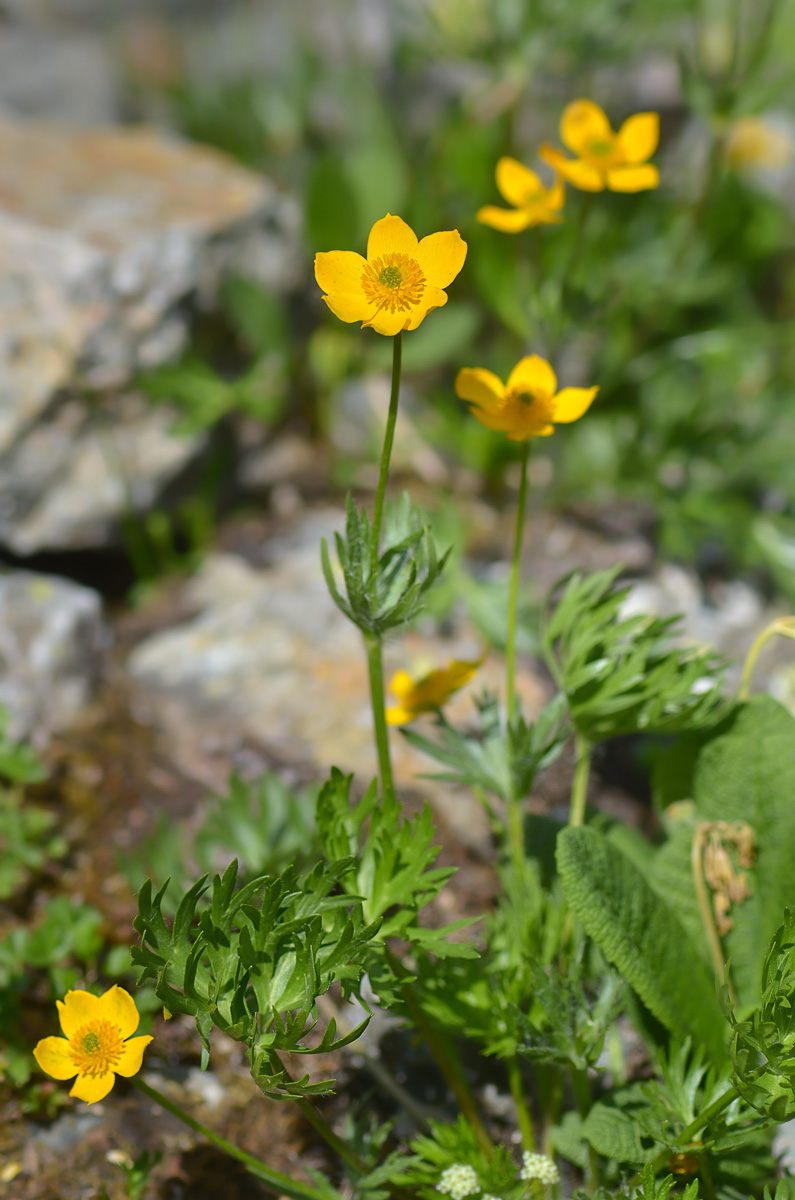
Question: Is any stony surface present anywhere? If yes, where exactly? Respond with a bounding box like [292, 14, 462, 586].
[0, 570, 109, 744]
[0, 114, 300, 553]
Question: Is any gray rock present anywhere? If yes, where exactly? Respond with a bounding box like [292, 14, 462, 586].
[0, 571, 109, 745]
[0, 114, 300, 552]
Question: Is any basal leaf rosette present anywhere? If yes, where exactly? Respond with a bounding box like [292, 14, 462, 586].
[315, 214, 467, 336]
[33, 985, 152, 1104]
[540, 99, 659, 193]
[456, 355, 598, 442]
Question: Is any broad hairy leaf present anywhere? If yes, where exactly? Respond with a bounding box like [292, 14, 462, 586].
[557, 825, 728, 1064]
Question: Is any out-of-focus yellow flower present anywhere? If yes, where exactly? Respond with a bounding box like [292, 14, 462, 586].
[314, 214, 467, 337]
[33, 986, 152, 1104]
[477, 158, 565, 232]
[725, 116, 792, 170]
[456, 355, 598, 442]
[386, 655, 485, 725]
[540, 99, 659, 192]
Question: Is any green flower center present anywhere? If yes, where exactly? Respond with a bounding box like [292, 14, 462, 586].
[589, 139, 613, 157]
[379, 264, 403, 288]
[83, 1031, 100, 1052]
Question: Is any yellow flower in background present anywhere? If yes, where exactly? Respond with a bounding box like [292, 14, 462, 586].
[477, 158, 565, 231]
[386, 655, 485, 725]
[456, 355, 598, 442]
[314, 214, 467, 336]
[34, 986, 152, 1104]
[540, 99, 659, 192]
[725, 116, 792, 170]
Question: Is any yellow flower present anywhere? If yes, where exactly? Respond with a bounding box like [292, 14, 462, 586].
[725, 116, 792, 170]
[33, 986, 153, 1104]
[456, 355, 598, 442]
[314, 214, 467, 337]
[540, 99, 659, 192]
[386, 655, 484, 725]
[477, 158, 565, 232]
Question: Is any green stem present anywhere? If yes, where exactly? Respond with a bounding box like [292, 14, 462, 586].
[132, 1077, 327, 1200]
[738, 616, 795, 701]
[506, 442, 530, 724]
[386, 950, 494, 1159]
[569, 1066, 600, 1189]
[369, 331, 403, 566]
[507, 1055, 536, 1152]
[568, 733, 592, 827]
[365, 633, 395, 803]
[635, 1084, 739, 1181]
[506, 793, 526, 877]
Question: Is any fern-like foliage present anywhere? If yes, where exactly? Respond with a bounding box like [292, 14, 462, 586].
[542, 567, 729, 744]
[321, 494, 449, 636]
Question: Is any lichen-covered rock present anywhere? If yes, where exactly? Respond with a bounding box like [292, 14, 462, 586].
[0, 115, 300, 553]
[0, 571, 109, 745]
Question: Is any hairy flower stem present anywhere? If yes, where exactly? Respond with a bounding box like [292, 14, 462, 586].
[739, 616, 795, 700]
[507, 1054, 536, 1152]
[365, 633, 396, 802]
[362, 332, 403, 804]
[386, 948, 495, 1159]
[132, 1077, 327, 1200]
[568, 733, 592, 827]
[506, 792, 526, 877]
[506, 441, 530, 724]
[370, 331, 403, 566]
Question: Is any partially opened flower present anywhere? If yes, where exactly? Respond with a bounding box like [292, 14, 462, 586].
[314, 214, 467, 336]
[477, 158, 565, 232]
[540, 99, 659, 192]
[34, 986, 153, 1104]
[456, 355, 598, 442]
[386, 654, 485, 725]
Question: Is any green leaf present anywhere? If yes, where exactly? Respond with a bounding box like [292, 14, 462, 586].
[306, 154, 358, 252]
[583, 1084, 655, 1164]
[557, 825, 728, 1065]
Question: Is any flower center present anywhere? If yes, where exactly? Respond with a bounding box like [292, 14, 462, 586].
[507, 389, 556, 435]
[589, 139, 614, 158]
[361, 253, 426, 314]
[70, 1019, 124, 1076]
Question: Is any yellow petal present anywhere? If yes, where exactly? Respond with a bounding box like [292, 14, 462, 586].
[539, 145, 605, 192]
[367, 214, 418, 261]
[507, 355, 557, 399]
[469, 405, 513, 434]
[551, 385, 599, 423]
[495, 156, 542, 207]
[529, 206, 565, 226]
[70, 1070, 116, 1104]
[33, 1036, 77, 1080]
[404, 286, 448, 331]
[114, 1034, 153, 1078]
[546, 175, 566, 211]
[364, 306, 413, 336]
[389, 670, 415, 700]
[561, 99, 613, 156]
[455, 367, 506, 414]
[57, 990, 101, 1038]
[96, 986, 140, 1040]
[606, 164, 660, 192]
[476, 205, 533, 232]
[323, 292, 371, 325]
[617, 112, 659, 164]
[416, 230, 467, 288]
[314, 250, 368, 297]
[386, 705, 414, 726]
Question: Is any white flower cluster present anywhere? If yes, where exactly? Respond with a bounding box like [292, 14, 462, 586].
[437, 1164, 481, 1200]
[519, 1152, 560, 1185]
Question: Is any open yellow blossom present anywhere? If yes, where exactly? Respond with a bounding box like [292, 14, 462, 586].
[456, 355, 598, 442]
[314, 214, 467, 336]
[540, 99, 659, 192]
[725, 116, 792, 170]
[386, 655, 484, 725]
[33, 986, 152, 1104]
[477, 158, 565, 232]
